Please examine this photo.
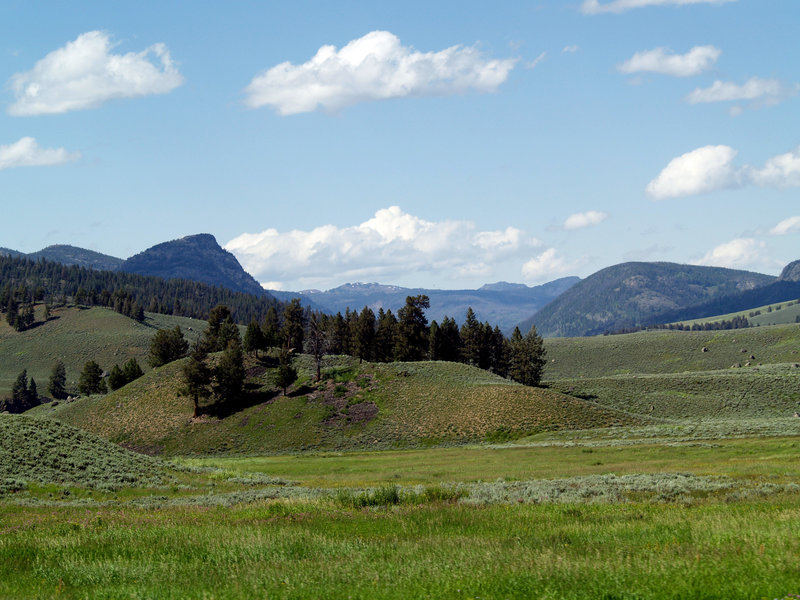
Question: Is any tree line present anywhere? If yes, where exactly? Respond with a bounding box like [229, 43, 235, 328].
[242, 295, 547, 387]
[0, 255, 285, 326]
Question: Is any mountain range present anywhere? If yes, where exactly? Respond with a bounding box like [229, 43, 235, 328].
[276, 278, 580, 332]
[3, 235, 798, 338]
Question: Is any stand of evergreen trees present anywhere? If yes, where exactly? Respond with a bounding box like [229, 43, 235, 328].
[243, 295, 547, 387]
[0, 255, 284, 326]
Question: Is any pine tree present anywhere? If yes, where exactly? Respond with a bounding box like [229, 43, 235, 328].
[149, 326, 189, 367]
[460, 308, 482, 366]
[78, 361, 107, 395]
[180, 342, 212, 417]
[275, 349, 297, 396]
[48, 360, 68, 400]
[204, 305, 233, 351]
[122, 358, 144, 382]
[11, 370, 29, 405]
[108, 365, 127, 391]
[375, 308, 398, 362]
[243, 318, 264, 357]
[395, 295, 430, 361]
[353, 306, 376, 362]
[261, 306, 280, 348]
[281, 298, 305, 351]
[213, 338, 245, 405]
[508, 326, 546, 387]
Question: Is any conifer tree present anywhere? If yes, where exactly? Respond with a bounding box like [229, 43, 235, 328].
[243, 318, 264, 357]
[180, 342, 213, 417]
[48, 360, 68, 400]
[213, 338, 245, 404]
[275, 349, 297, 396]
[281, 298, 305, 351]
[78, 361, 107, 395]
[261, 306, 280, 348]
[508, 326, 547, 387]
[149, 326, 189, 367]
[395, 295, 430, 361]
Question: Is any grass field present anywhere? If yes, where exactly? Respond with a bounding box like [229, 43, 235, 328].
[5, 307, 800, 597]
[2, 414, 800, 599]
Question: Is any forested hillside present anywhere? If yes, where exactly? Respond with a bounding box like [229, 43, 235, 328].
[521, 262, 774, 337]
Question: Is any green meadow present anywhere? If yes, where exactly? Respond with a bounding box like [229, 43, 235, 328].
[3, 309, 800, 598]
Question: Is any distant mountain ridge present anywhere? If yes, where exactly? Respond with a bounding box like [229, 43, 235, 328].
[0, 244, 123, 270]
[120, 234, 269, 298]
[520, 262, 776, 338]
[275, 276, 580, 332]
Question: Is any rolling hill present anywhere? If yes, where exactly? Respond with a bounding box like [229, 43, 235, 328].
[33, 357, 642, 455]
[0, 244, 123, 270]
[519, 262, 775, 338]
[0, 305, 207, 396]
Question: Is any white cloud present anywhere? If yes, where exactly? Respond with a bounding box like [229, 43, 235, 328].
[526, 52, 547, 69]
[691, 238, 769, 270]
[0, 137, 80, 170]
[564, 211, 608, 230]
[686, 77, 796, 107]
[8, 31, 184, 116]
[647, 145, 800, 199]
[243, 30, 516, 115]
[562, 45, 580, 54]
[769, 216, 800, 236]
[618, 45, 720, 77]
[521, 248, 575, 282]
[582, 0, 734, 14]
[750, 147, 800, 188]
[646, 145, 740, 199]
[226, 206, 541, 289]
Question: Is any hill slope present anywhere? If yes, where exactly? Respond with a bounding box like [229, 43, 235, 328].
[0, 414, 171, 490]
[37, 358, 642, 455]
[0, 306, 207, 395]
[521, 262, 773, 337]
[121, 233, 269, 298]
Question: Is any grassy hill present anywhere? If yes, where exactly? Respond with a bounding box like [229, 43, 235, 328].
[544, 322, 800, 380]
[0, 414, 172, 492]
[542, 322, 800, 428]
[0, 306, 207, 396]
[33, 357, 642, 455]
[671, 299, 800, 328]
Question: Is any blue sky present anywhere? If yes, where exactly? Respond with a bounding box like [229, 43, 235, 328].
[1, 0, 798, 291]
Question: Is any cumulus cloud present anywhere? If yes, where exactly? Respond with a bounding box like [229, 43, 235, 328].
[564, 211, 608, 230]
[582, 0, 734, 14]
[618, 45, 720, 77]
[243, 30, 516, 115]
[691, 238, 770, 270]
[521, 248, 576, 282]
[646, 145, 740, 199]
[750, 148, 800, 188]
[8, 31, 184, 116]
[647, 145, 800, 199]
[770, 216, 800, 236]
[226, 206, 541, 289]
[686, 77, 797, 108]
[0, 137, 80, 170]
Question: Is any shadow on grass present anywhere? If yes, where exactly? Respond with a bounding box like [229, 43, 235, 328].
[202, 388, 282, 420]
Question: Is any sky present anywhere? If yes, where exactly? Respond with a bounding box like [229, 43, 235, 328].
[1, 0, 798, 291]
